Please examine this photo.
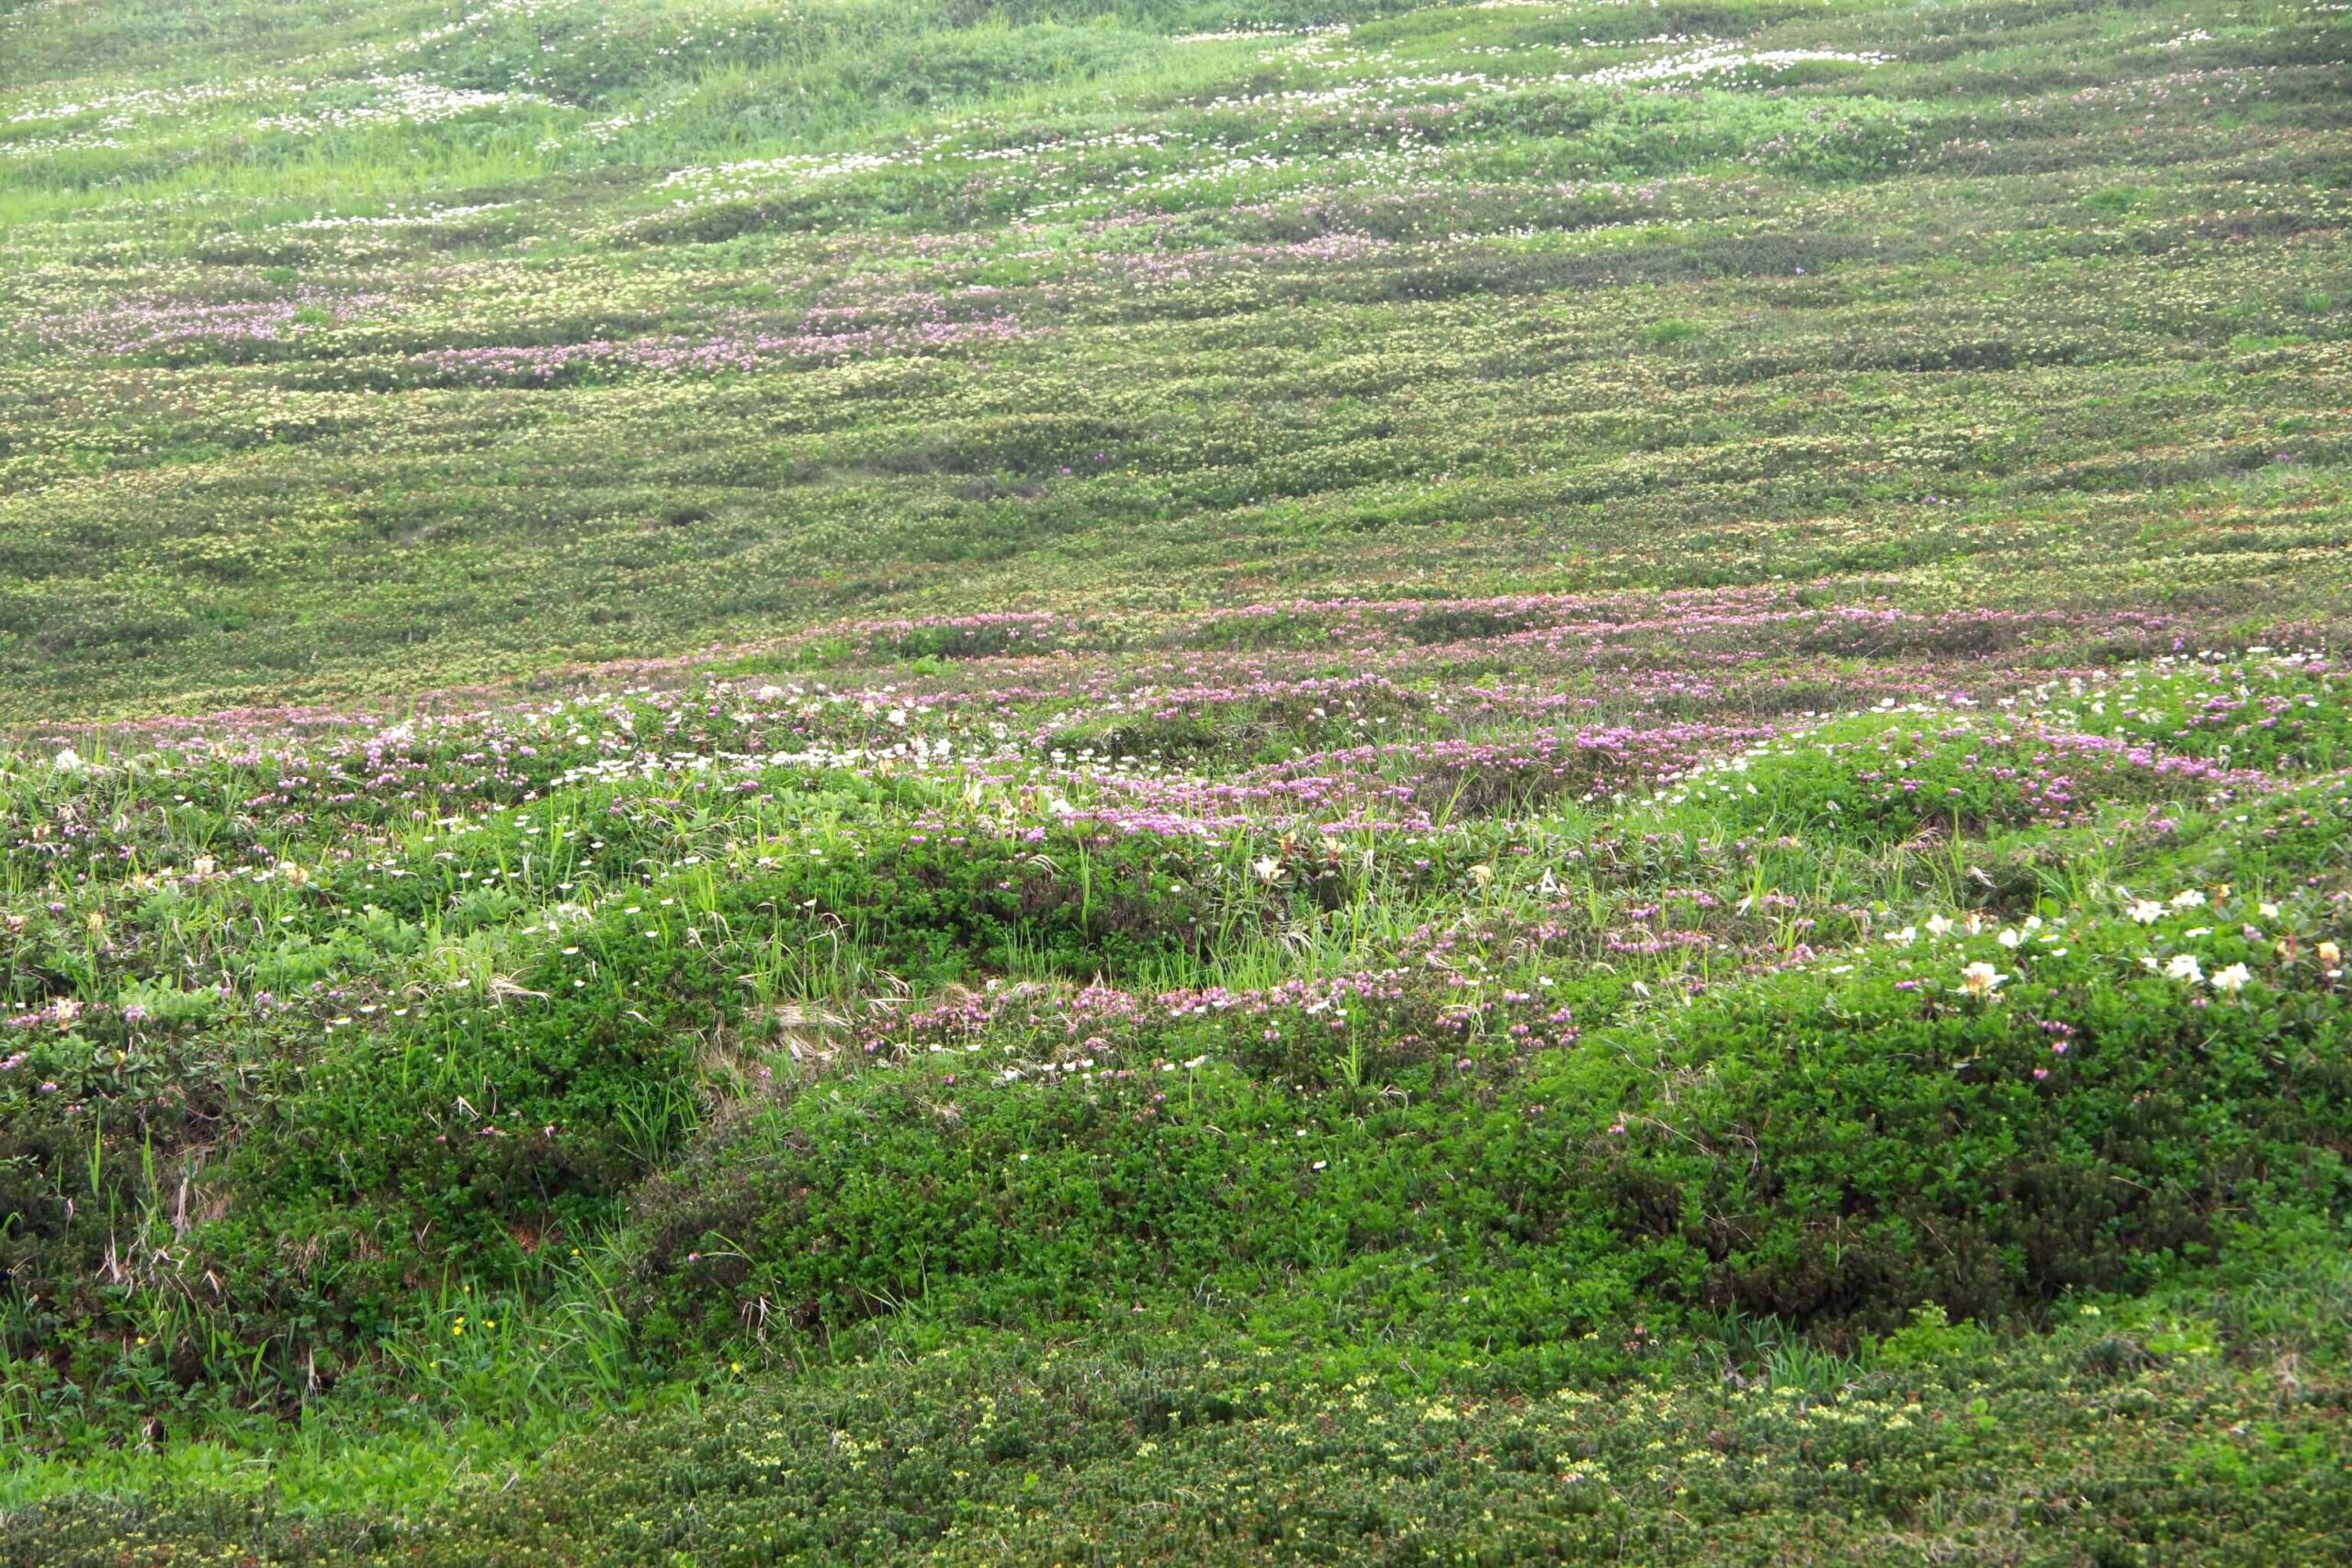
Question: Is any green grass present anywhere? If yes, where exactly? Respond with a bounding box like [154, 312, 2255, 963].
[0, 0, 2346, 719]
[3, 0, 2351, 1562]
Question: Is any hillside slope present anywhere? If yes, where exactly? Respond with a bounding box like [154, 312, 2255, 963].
[3, 0, 2346, 719]
[3, 2, 2350, 1563]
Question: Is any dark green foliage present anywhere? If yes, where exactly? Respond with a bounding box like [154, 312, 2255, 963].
[17, 1297, 2352, 1565]
[621, 915, 2352, 1361]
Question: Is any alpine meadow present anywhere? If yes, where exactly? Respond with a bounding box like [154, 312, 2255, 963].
[3, 0, 2351, 1562]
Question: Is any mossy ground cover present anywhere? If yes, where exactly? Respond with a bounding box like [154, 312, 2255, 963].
[4, 0, 2352, 1562]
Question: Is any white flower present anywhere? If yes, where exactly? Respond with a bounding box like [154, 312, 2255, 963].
[1960, 962, 2006, 998]
[2259, 902, 2280, 920]
[1886, 926, 1917, 948]
[51, 748, 85, 772]
[1997, 928, 2022, 950]
[2170, 889, 2206, 909]
[2208, 963, 2252, 995]
[1925, 914, 1953, 939]
[2128, 899, 2165, 925]
[1251, 855, 1283, 884]
[2165, 953, 2203, 984]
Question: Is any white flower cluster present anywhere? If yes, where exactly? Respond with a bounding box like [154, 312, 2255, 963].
[1576, 44, 1892, 89]
[1171, 25, 1350, 45]
[256, 74, 549, 134]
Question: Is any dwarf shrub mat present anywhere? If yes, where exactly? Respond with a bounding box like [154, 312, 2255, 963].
[4, 669, 2346, 1559]
[5, 0, 2352, 1560]
[1, 0, 2349, 719]
[625, 897, 2351, 1354]
[17, 1290, 2352, 1566]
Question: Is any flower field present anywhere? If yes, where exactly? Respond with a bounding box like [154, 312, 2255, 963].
[4, 0, 2351, 1562]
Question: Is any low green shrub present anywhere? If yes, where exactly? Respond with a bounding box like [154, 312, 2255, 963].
[622, 896, 2352, 1358]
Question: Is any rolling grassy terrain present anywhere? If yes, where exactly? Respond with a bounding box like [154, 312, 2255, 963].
[3, 0, 2351, 1562]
